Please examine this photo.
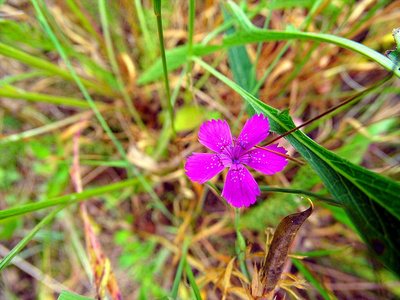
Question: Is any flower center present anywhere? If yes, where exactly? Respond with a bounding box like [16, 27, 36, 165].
[232, 158, 240, 164]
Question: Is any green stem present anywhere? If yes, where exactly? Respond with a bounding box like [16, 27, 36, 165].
[65, 0, 103, 44]
[0, 71, 46, 86]
[188, 0, 195, 57]
[235, 208, 251, 282]
[0, 88, 95, 108]
[291, 259, 336, 300]
[171, 238, 190, 299]
[98, 0, 146, 131]
[134, 0, 155, 60]
[153, 66, 187, 160]
[248, 0, 275, 90]
[154, 0, 176, 138]
[251, 0, 325, 96]
[185, 0, 196, 104]
[258, 186, 337, 205]
[185, 261, 202, 300]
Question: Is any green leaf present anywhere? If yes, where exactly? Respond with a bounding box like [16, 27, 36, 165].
[174, 106, 204, 132]
[139, 18, 400, 84]
[222, 28, 400, 77]
[0, 218, 21, 240]
[192, 57, 400, 276]
[0, 19, 55, 51]
[57, 291, 94, 300]
[292, 258, 335, 300]
[249, 95, 400, 276]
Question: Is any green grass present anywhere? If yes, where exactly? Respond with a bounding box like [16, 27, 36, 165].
[0, 1, 399, 299]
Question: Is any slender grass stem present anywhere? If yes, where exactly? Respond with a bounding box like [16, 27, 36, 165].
[1, 111, 93, 143]
[154, 66, 187, 160]
[171, 238, 190, 298]
[260, 74, 393, 146]
[154, 0, 176, 138]
[185, 261, 202, 300]
[282, 0, 345, 87]
[98, 0, 146, 131]
[235, 208, 251, 282]
[134, 0, 155, 60]
[188, 0, 195, 57]
[291, 259, 336, 300]
[0, 71, 46, 86]
[0, 88, 95, 108]
[258, 186, 336, 204]
[185, 0, 196, 105]
[65, 0, 103, 45]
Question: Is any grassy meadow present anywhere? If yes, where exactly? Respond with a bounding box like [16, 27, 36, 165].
[0, 0, 399, 299]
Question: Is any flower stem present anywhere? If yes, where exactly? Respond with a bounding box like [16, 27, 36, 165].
[235, 208, 251, 282]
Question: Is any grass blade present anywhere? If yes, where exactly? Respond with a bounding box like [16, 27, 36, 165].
[292, 258, 336, 300]
[0, 204, 67, 271]
[0, 178, 140, 221]
[185, 262, 202, 300]
[170, 238, 190, 299]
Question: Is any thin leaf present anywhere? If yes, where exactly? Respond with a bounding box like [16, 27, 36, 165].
[0, 204, 67, 271]
[0, 87, 95, 108]
[138, 21, 400, 84]
[185, 262, 202, 300]
[0, 178, 141, 221]
[258, 186, 336, 205]
[170, 238, 190, 299]
[57, 291, 95, 300]
[222, 29, 400, 77]
[291, 258, 335, 300]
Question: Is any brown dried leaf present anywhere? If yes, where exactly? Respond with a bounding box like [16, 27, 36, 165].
[262, 202, 313, 294]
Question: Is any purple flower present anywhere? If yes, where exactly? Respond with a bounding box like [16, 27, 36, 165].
[185, 114, 288, 207]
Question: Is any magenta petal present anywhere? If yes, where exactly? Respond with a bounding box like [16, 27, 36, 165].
[240, 144, 288, 175]
[185, 153, 226, 184]
[221, 164, 260, 207]
[234, 114, 270, 156]
[198, 119, 233, 153]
